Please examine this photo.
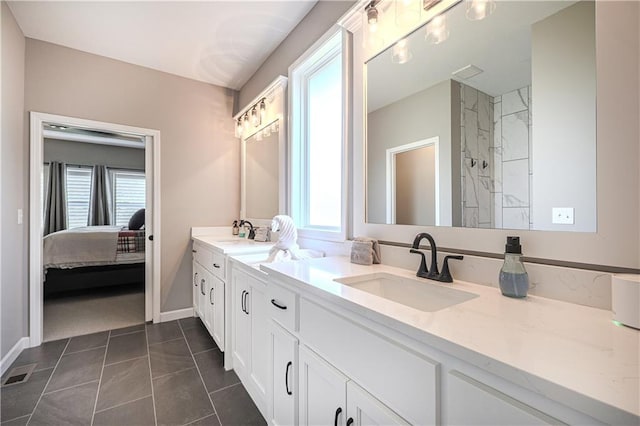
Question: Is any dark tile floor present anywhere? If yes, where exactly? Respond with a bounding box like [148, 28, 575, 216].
[1, 318, 266, 426]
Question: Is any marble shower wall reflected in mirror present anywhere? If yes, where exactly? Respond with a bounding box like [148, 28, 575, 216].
[366, 0, 596, 232]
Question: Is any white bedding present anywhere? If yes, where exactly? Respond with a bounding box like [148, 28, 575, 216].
[43, 226, 141, 269]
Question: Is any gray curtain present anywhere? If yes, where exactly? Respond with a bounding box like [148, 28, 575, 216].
[88, 165, 111, 226]
[44, 161, 67, 235]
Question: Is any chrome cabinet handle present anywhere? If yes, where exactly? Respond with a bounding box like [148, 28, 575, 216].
[201, 279, 205, 295]
[193, 272, 198, 287]
[346, 418, 354, 426]
[213, 263, 221, 269]
[241, 290, 246, 313]
[243, 291, 249, 315]
[210, 287, 214, 305]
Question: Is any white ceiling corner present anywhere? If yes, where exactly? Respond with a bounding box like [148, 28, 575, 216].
[7, 0, 318, 90]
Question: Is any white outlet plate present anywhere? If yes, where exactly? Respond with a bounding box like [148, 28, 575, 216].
[552, 207, 574, 224]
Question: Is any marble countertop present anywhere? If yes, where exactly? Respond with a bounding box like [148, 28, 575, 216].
[261, 256, 639, 421]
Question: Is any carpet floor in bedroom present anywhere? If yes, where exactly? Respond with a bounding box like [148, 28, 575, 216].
[44, 284, 145, 342]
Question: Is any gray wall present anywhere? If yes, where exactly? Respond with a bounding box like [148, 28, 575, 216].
[237, 0, 354, 111]
[44, 139, 145, 170]
[25, 39, 239, 313]
[395, 146, 436, 226]
[367, 80, 454, 225]
[1, 2, 28, 359]
[531, 1, 596, 232]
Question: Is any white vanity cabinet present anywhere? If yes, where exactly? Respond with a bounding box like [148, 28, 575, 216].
[231, 263, 269, 418]
[266, 278, 427, 426]
[191, 241, 224, 351]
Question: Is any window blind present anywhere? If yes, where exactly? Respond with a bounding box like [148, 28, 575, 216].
[66, 166, 92, 229]
[112, 171, 146, 226]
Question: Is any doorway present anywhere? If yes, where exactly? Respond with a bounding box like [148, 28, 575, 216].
[29, 112, 161, 346]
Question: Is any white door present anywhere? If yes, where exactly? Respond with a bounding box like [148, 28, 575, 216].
[269, 321, 298, 426]
[232, 270, 250, 374]
[346, 381, 409, 426]
[298, 344, 348, 426]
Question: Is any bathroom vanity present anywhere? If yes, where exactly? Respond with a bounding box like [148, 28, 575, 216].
[191, 228, 274, 359]
[261, 257, 639, 426]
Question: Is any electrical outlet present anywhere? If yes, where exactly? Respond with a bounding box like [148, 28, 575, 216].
[552, 207, 574, 224]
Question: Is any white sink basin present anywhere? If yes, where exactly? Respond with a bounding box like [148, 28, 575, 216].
[334, 273, 477, 312]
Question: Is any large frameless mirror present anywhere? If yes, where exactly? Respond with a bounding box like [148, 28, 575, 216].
[366, 0, 596, 232]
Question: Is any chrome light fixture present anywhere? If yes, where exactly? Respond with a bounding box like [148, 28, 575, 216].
[235, 119, 244, 138]
[425, 14, 449, 44]
[259, 98, 267, 123]
[250, 106, 260, 127]
[243, 113, 250, 132]
[466, 0, 495, 21]
[366, 2, 379, 33]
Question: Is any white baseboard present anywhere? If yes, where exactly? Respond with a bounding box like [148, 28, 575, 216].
[159, 307, 194, 323]
[1, 337, 30, 376]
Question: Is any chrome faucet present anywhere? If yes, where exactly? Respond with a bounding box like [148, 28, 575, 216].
[409, 232, 463, 283]
[239, 220, 255, 240]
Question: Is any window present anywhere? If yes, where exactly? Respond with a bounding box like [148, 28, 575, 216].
[66, 166, 92, 229]
[290, 28, 349, 239]
[111, 170, 146, 226]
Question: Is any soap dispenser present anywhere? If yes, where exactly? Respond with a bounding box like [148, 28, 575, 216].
[232, 220, 239, 236]
[499, 236, 529, 298]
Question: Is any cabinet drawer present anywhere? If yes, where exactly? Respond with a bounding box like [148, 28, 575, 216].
[447, 370, 564, 425]
[299, 298, 438, 426]
[211, 251, 226, 280]
[193, 242, 212, 269]
[268, 283, 298, 331]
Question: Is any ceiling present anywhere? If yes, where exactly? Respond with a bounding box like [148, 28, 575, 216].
[368, 1, 577, 112]
[7, 1, 318, 90]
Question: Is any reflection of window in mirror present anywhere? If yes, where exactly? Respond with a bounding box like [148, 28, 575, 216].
[366, 0, 596, 232]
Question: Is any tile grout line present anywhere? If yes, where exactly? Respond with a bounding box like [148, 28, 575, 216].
[63, 344, 107, 356]
[26, 338, 71, 425]
[42, 378, 100, 396]
[102, 354, 149, 368]
[178, 319, 223, 426]
[144, 324, 159, 426]
[147, 335, 185, 347]
[90, 330, 111, 426]
[151, 366, 197, 381]
[109, 328, 146, 338]
[208, 381, 241, 395]
[181, 412, 217, 426]
[93, 392, 152, 415]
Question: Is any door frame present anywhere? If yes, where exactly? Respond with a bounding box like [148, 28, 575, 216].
[29, 112, 161, 346]
[385, 137, 440, 225]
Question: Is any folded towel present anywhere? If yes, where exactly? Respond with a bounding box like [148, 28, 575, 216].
[350, 237, 381, 265]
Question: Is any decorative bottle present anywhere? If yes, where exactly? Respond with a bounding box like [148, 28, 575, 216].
[499, 236, 529, 298]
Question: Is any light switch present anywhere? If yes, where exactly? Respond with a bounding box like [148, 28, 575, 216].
[552, 207, 574, 224]
[17, 209, 23, 225]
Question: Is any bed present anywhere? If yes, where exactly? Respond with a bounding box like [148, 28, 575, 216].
[43, 226, 145, 296]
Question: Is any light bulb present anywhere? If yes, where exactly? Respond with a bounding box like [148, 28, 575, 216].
[243, 114, 250, 131]
[425, 14, 449, 45]
[465, 0, 495, 21]
[392, 38, 412, 64]
[250, 107, 260, 127]
[235, 119, 243, 138]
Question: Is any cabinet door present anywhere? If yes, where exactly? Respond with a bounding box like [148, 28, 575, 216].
[446, 371, 563, 425]
[232, 270, 250, 374]
[299, 344, 348, 426]
[212, 274, 225, 351]
[249, 276, 268, 405]
[192, 261, 200, 315]
[269, 321, 298, 426]
[198, 269, 209, 324]
[346, 381, 409, 426]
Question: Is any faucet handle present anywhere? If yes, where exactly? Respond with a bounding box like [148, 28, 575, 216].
[439, 255, 464, 283]
[409, 249, 429, 279]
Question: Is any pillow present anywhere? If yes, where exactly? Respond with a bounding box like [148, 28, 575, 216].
[128, 208, 145, 230]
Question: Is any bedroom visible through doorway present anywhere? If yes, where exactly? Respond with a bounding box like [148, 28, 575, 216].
[30, 113, 161, 346]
